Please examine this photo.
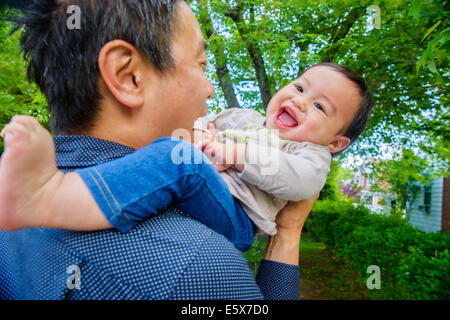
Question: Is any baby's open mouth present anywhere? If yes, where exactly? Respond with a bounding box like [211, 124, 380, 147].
[275, 107, 298, 128]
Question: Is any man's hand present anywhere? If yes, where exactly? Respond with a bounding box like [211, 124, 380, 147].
[264, 194, 319, 265]
[276, 193, 319, 234]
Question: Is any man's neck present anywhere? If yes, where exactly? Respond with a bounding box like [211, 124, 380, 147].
[74, 99, 179, 150]
[76, 128, 141, 150]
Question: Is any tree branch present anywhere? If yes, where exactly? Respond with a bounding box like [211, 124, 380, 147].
[199, 3, 241, 109]
[319, 6, 365, 62]
[225, 3, 273, 110]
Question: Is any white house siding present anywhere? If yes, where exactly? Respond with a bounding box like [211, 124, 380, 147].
[409, 178, 443, 233]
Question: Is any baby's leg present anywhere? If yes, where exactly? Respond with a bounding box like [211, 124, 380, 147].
[0, 115, 111, 231]
[75, 137, 254, 251]
[0, 118, 253, 250]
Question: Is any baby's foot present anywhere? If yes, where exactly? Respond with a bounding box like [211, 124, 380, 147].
[0, 115, 62, 230]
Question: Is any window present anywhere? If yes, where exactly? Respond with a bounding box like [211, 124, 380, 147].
[372, 196, 378, 206]
[423, 184, 432, 214]
[355, 174, 360, 186]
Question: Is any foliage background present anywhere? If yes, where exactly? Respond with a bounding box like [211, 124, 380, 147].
[0, 7, 48, 153]
[1, 1, 449, 171]
[0, 0, 449, 300]
[190, 0, 449, 178]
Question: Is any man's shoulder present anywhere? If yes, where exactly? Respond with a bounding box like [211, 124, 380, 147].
[70, 209, 260, 299]
[13, 135, 260, 299]
[70, 209, 246, 298]
[0, 209, 256, 299]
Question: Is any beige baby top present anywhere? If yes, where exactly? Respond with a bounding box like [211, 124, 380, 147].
[194, 108, 331, 235]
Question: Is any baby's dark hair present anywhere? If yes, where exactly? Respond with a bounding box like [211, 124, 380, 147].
[303, 62, 373, 156]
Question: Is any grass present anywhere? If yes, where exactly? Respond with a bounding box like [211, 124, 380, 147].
[244, 232, 371, 299]
[298, 232, 370, 300]
[299, 233, 327, 252]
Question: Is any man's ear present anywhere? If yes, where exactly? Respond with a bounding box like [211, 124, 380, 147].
[98, 40, 145, 109]
[328, 135, 351, 154]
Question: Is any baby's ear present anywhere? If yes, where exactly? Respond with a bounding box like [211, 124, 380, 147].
[327, 135, 350, 154]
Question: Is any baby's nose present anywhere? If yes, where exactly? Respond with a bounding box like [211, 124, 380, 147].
[292, 97, 306, 112]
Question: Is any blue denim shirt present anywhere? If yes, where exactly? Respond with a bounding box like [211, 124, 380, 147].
[0, 135, 299, 299]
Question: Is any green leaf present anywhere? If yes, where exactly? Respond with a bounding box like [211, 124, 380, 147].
[427, 60, 438, 74]
[422, 20, 441, 42]
[408, 0, 422, 20]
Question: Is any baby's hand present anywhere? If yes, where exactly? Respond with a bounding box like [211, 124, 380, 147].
[193, 122, 219, 150]
[193, 125, 215, 150]
[202, 140, 234, 172]
[203, 143, 246, 173]
[195, 122, 246, 172]
[206, 122, 218, 136]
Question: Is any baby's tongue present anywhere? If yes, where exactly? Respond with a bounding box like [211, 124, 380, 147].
[278, 110, 298, 127]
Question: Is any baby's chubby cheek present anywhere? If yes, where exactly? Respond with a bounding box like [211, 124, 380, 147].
[264, 112, 278, 130]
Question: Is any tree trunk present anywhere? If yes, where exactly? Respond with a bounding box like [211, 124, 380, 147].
[226, 4, 273, 110]
[198, 4, 241, 110]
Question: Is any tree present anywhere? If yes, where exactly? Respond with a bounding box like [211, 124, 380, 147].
[1, 1, 448, 171]
[190, 0, 448, 169]
[368, 148, 438, 219]
[319, 159, 353, 201]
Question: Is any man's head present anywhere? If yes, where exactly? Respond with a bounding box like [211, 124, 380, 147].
[265, 63, 372, 155]
[17, 0, 214, 147]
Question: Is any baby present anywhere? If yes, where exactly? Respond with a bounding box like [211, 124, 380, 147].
[0, 62, 372, 251]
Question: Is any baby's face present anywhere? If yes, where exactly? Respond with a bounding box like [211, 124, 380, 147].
[265, 66, 362, 153]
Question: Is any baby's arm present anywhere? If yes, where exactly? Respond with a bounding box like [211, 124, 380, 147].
[237, 141, 332, 201]
[193, 108, 260, 171]
[196, 125, 331, 201]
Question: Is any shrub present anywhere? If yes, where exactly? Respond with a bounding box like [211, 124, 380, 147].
[306, 199, 449, 299]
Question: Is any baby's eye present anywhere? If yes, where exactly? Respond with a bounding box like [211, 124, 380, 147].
[295, 85, 303, 93]
[315, 103, 325, 113]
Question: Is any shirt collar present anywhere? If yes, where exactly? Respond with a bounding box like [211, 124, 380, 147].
[53, 135, 136, 169]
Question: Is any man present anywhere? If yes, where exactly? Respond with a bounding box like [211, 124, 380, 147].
[0, 0, 315, 299]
